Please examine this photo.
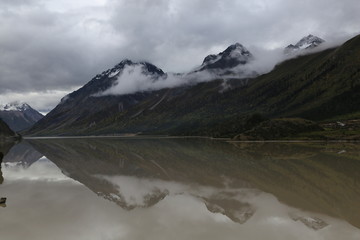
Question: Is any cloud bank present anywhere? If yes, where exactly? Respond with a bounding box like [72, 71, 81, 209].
[96, 47, 287, 97]
[96, 64, 215, 96]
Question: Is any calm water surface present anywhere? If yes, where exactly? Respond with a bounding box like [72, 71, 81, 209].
[0, 138, 360, 240]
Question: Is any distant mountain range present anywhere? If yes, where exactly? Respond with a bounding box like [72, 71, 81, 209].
[0, 102, 43, 132]
[26, 34, 360, 138]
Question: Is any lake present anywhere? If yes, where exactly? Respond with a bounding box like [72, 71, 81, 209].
[0, 137, 360, 240]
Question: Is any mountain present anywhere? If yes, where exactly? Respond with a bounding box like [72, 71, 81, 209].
[25, 44, 255, 136]
[0, 119, 17, 138]
[26, 34, 360, 138]
[0, 118, 21, 142]
[195, 43, 255, 76]
[284, 34, 325, 54]
[0, 102, 43, 131]
[27, 59, 167, 135]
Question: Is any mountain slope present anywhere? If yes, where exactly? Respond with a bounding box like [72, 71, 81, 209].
[28, 60, 167, 135]
[27, 34, 360, 137]
[0, 118, 18, 139]
[248, 34, 360, 119]
[0, 102, 43, 131]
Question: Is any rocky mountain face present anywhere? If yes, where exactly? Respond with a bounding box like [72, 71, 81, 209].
[0, 102, 43, 131]
[284, 34, 325, 54]
[195, 43, 255, 76]
[26, 34, 360, 137]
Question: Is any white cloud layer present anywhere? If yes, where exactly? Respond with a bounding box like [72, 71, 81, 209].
[96, 64, 219, 96]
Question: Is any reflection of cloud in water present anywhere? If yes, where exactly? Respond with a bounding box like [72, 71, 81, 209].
[3, 157, 78, 183]
[96, 181, 360, 240]
[20, 138, 360, 239]
[0, 157, 359, 239]
[96, 174, 349, 233]
[2, 181, 358, 240]
[97, 175, 229, 210]
[2, 141, 43, 169]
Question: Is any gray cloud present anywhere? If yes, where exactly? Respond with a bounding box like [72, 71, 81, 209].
[0, 0, 360, 111]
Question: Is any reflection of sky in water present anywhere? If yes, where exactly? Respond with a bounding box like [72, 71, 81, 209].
[3, 157, 76, 182]
[0, 158, 359, 240]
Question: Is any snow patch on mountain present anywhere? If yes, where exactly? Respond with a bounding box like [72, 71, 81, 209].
[284, 35, 325, 54]
[0, 102, 30, 111]
[0, 101, 44, 131]
[228, 43, 252, 59]
[197, 43, 254, 73]
[108, 69, 122, 78]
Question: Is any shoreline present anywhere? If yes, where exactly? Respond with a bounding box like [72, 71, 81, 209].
[23, 135, 360, 143]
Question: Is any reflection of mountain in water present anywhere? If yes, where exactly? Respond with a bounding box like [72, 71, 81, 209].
[0, 140, 16, 208]
[0, 152, 3, 184]
[2, 142, 43, 168]
[0, 140, 16, 184]
[202, 191, 255, 224]
[28, 138, 360, 228]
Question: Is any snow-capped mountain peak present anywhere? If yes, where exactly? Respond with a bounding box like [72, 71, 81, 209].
[0, 102, 31, 111]
[202, 43, 252, 67]
[296, 34, 325, 49]
[0, 102, 44, 131]
[285, 34, 325, 54]
[77, 59, 168, 98]
[225, 43, 252, 59]
[198, 43, 253, 74]
[94, 59, 165, 80]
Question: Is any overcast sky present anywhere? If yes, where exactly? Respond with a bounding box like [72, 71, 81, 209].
[1, 0, 360, 113]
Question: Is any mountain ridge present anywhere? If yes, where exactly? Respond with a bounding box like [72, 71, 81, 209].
[26, 34, 360, 138]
